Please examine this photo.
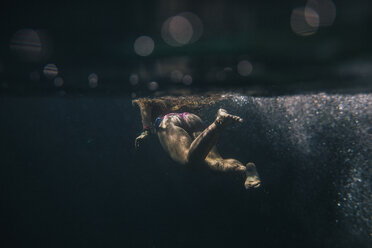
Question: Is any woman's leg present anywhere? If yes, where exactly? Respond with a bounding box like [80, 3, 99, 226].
[157, 119, 193, 165]
[205, 158, 261, 189]
[157, 109, 241, 164]
[191, 117, 261, 189]
[157, 109, 261, 189]
[187, 109, 243, 164]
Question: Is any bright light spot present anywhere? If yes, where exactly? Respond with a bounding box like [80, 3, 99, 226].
[170, 70, 183, 83]
[304, 7, 320, 28]
[10, 29, 42, 62]
[290, 7, 319, 36]
[88, 73, 98, 88]
[169, 16, 193, 45]
[306, 0, 336, 27]
[161, 12, 203, 47]
[148, 81, 158, 91]
[182, 75, 192, 85]
[43, 64, 58, 79]
[237, 60, 253, 76]
[54, 77, 64, 87]
[129, 73, 139, 85]
[183, 12, 203, 43]
[134, 36, 154, 56]
[29, 71, 40, 81]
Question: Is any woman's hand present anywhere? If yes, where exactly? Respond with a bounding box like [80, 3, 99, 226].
[135, 130, 150, 150]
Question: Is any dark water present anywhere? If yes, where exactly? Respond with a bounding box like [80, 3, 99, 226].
[2, 0, 372, 246]
[0, 93, 370, 248]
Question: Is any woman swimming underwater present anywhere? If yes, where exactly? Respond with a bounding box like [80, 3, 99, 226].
[133, 97, 261, 189]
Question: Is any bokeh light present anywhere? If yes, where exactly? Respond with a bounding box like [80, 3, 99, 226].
[170, 70, 183, 83]
[169, 16, 193, 45]
[10, 29, 42, 62]
[306, 0, 336, 27]
[148, 81, 158, 91]
[54, 77, 64, 87]
[43, 64, 58, 79]
[129, 73, 139, 85]
[88, 73, 98, 88]
[182, 12, 203, 43]
[237, 60, 253, 76]
[134, 36, 154, 56]
[290, 7, 319, 36]
[162, 12, 203, 47]
[304, 7, 320, 28]
[182, 75, 193, 85]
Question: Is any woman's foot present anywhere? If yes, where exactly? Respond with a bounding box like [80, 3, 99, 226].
[215, 109, 243, 128]
[244, 162, 261, 189]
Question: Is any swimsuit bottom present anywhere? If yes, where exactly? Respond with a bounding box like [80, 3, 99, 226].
[154, 112, 190, 129]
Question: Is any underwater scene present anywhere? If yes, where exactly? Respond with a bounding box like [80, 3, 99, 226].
[1, 0, 371, 248]
[1, 93, 371, 247]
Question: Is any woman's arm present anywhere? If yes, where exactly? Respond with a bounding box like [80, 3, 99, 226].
[132, 99, 154, 149]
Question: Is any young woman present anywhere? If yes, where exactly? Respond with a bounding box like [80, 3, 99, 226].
[133, 97, 261, 189]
